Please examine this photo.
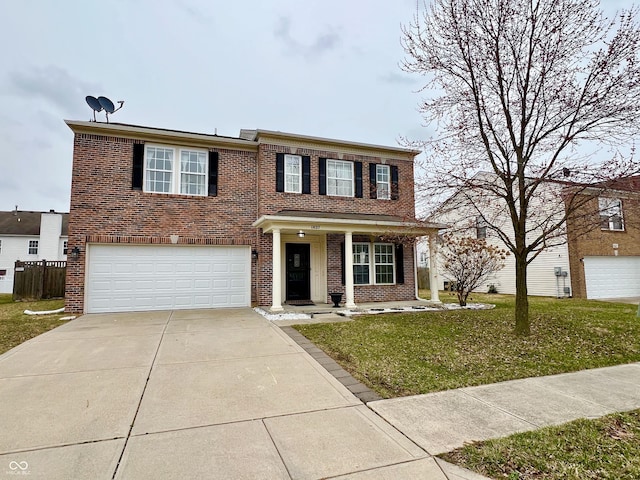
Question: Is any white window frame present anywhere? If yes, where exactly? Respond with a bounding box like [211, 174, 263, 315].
[327, 159, 354, 197]
[599, 197, 624, 231]
[374, 243, 395, 285]
[28, 240, 38, 255]
[144, 144, 208, 196]
[376, 164, 390, 200]
[0, 239, 2, 254]
[63, 240, 68, 256]
[351, 242, 395, 285]
[353, 243, 370, 285]
[284, 154, 302, 193]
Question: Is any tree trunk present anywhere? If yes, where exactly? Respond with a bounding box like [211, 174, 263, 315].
[514, 253, 530, 335]
[458, 290, 468, 306]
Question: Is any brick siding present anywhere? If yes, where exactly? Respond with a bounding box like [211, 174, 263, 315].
[66, 127, 419, 313]
[567, 194, 640, 298]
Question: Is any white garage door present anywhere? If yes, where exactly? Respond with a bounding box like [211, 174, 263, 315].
[86, 244, 251, 313]
[583, 256, 640, 299]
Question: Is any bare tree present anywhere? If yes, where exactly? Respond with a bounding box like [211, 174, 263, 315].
[402, 0, 640, 334]
[440, 234, 508, 306]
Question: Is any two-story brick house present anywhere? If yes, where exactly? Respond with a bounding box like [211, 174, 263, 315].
[566, 176, 640, 299]
[65, 121, 442, 314]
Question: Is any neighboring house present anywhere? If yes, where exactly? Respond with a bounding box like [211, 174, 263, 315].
[65, 121, 443, 314]
[429, 173, 640, 300]
[0, 210, 69, 294]
[428, 174, 572, 297]
[566, 176, 640, 299]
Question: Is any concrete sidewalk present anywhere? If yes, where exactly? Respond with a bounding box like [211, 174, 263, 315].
[1, 308, 638, 479]
[369, 363, 640, 455]
[0, 308, 461, 479]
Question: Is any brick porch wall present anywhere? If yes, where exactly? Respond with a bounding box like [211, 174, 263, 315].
[326, 234, 416, 304]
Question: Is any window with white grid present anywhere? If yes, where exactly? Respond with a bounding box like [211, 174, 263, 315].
[374, 244, 394, 284]
[376, 165, 390, 200]
[327, 159, 353, 197]
[145, 145, 208, 196]
[180, 150, 207, 195]
[353, 243, 370, 285]
[28, 240, 38, 255]
[285, 155, 302, 193]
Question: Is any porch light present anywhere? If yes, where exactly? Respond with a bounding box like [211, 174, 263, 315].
[297, 230, 305, 238]
[70, 246, 80, 260]
[251, 249, 259, 260]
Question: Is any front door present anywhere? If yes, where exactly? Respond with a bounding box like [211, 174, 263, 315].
[286, 243, 311, 301]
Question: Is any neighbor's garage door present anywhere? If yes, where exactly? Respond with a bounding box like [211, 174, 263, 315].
[583, 256, 640, 299]
[86, 244, 251, 313]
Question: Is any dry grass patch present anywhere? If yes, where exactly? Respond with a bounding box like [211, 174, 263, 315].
[0, 294, 69, 355]
[440, 409, 640, 479]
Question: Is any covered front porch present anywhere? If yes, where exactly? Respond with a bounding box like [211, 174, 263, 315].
[253, 211, 445, 312]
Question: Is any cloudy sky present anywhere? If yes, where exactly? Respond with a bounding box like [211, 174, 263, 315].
[0, 0, 632, 213]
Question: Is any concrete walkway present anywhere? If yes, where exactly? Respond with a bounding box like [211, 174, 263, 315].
[0, 308, 454, 479]
[1, 308, 639, 479]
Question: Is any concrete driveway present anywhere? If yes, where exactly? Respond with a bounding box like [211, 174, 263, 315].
[0, 308, 454, 479]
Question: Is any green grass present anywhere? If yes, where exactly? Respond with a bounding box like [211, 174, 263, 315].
[439, 409, 640, 479]
[0, 294, 69, 355]
[293, 292, 640, 398]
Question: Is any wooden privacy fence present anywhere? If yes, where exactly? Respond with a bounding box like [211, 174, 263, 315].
[13, 260, 66, 301]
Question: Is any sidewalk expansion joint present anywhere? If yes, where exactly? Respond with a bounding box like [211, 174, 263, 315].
[110, 311, 173, 480]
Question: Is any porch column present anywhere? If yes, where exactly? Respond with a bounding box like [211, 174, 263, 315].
[428, 232, 440, 303]
[271, 228, 283, 311]
[344, 231, 356, 308]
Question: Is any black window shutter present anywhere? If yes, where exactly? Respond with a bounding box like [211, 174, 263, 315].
[395, 244, 404, 284]
[355, 162, 363, 198]
[369, 163, 377, 199]
[208, 151, 219, 196]
[302, 156, 311, 194]
[319, 158, 327, 195]
[391, 165, 399, 200]
[340, 242, 345, 285]
[132, 143, 144, 190]
[276, 153, 285, 192]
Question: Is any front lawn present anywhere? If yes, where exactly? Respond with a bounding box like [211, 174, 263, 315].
[0, 294, 69, 355]
[440, 409, 640, 479]
[294, 292, 640, 398]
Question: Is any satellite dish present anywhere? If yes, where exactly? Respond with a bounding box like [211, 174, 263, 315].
[98, 96, 115, 114]
[85, 96, 125, 123]
[85, 96, 103, 121]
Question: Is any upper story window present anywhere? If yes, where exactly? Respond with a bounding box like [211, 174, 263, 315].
[144, 145, 207, 196]
[285, 155, 302, 193]
[376, 165, 390, 200]
[133, 144, 218, 196]
[369, 163, 399, 200]
[63, 241, 68, 256]
[327, 159, 354, 197]
[28, 240, 38, 255]
[599, 197, 624, 231]
[476, 216, 487, 239]
[0, 239, 2, 254]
